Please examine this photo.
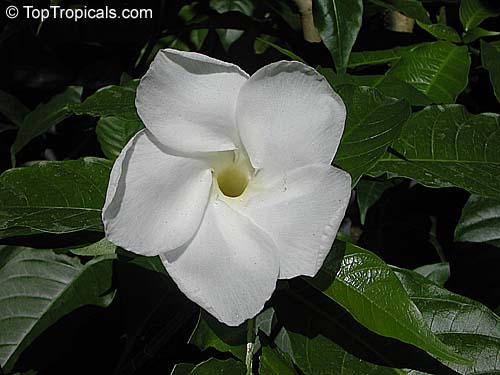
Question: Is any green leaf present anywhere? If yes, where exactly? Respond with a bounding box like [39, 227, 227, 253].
[347, 46, 411, 68]
[189, 311, 247, 361]
[259, 346, 297, 375]
[255, 37, 305, 63]
[371, 105, 500, 199]
[455, 195, 500, 248]
[211, 0, 253, 50]
[190, 29, 209, 50]
[10, 86, 82, 164]
[187, 358, 246, 374]
[275, 330, 406, 375]
[255, 307, 277, 337]
[327, 72, 433, 106]
[413, 262, 450, 286]
[314, 0, 364, 72]
[459, 0, 500, 31]
[215, 29, 244, 51]
[368, 76, 433, 106]
[209, 0, 254, 15]
[271, 291, 422, 375]
[71, 84, 139, 121]
[265, 0, 301, 30]
[70, 238, 117, 256]
[0, 248, 115, 373]
[308, 242, 469, 365]
[96, 116, 143, 160]
[356, 178, 393, 224]
[462, 27, 500, 43]
[171, 364, 196, 375]
[481, 40, 500, 103]
[0, 90, 30, 126]
[369, 0, 431, 23]
[394, 267, 500, 374]
[334, 85, 411, 185]
[386, 41, 470, 104]
[0, 158, 111, 239]
[416, 21, 461, 42]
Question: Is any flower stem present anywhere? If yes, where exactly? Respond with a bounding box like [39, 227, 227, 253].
[245, 318, 256, 375]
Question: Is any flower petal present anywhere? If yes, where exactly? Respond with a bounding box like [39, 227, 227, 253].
[136, 49, 249, 154]
[237, 164, 351, 279]
[161, 199, 279, 326]
[236, 61, 346, 177]
[103, 130, 212, 256]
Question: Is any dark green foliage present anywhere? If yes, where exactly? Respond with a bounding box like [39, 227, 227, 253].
[1, 1, 499, 374]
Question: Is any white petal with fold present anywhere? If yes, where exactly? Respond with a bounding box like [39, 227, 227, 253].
[136, 49, 249, 154]
[103, 130, 212, 256]
[236, 61, 346, 177]
[237, 164, 351, 279]
[161, 199, 279, 326]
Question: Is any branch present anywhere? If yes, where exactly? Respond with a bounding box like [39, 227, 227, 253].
[386, 11, 415, 33]
[292, 0, 321, 43]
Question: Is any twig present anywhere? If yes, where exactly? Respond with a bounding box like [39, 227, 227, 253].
[386, 11, 415, 33]
[292, 0, 321, 42]
[245, 318, 256, 375]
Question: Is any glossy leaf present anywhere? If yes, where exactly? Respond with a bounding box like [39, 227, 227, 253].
[254, 37, 305, 63]
[71, 84, 139, 121]
[0, 158, 111, 239]
[481, 41, 500, 103]
[189, 311, 247, 361]
[463, 27, 500, 44]
[215, 29, 244, 51]
[308, 242, 468, 365]
[416, 21, 461, 43]
[272, 287, 437, 375]
[0, 247, 115, 372]
[210, 0, 253, 51]
[259, 346, 296, 375]
[372, 105, 500, 199]
[394, 267, 500, 374]
[326, 73, 433, 106]
[171, 364, 195, 375]
[70, 238, 117, 256]
[275, 326, 406, 375]
[347, 46, 410, 68]
[186, 358, 245, 374]
[356, 178, 393, 224]
[0, 90, 29, 126]
[334, 85, 411, 185]
[367, 76, 433, 106]
[96, 116, 144, 160]
[413, 262, 450, 286]
[209, 0, 254, 15]
[455, 195, 500, 248]
[459, 0, 500, 31]
[386, 41, 470, 104]
[369, 0, 431, 23]
[314, 0, 363, 72]
[10, 86, 82, 163]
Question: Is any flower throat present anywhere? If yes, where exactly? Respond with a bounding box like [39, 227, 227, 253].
[217, 166, 249, 197]
[212, 149, 253, 198]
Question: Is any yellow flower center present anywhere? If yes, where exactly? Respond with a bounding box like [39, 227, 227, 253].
[210, 149, 254, 199]
[217, 166, 249, 197]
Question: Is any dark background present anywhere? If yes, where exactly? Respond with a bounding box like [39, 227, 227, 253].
[1, 1, 499, 374]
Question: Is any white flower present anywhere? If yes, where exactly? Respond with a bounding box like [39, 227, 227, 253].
[102, 49, 351, 326]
